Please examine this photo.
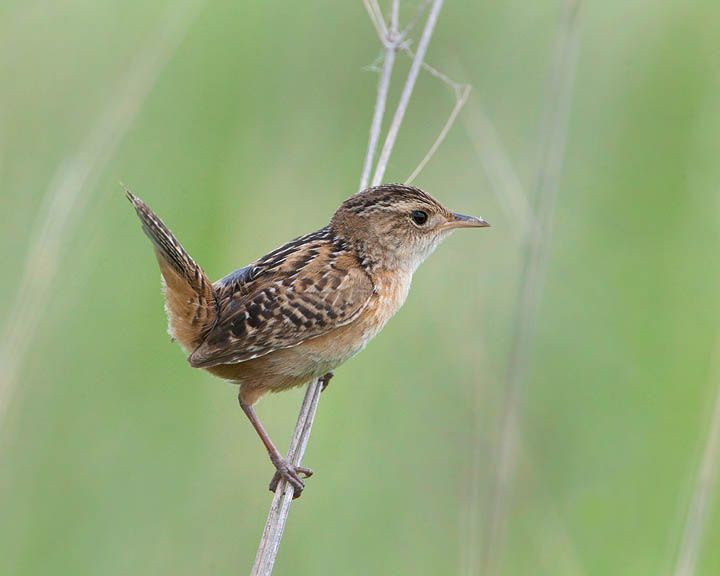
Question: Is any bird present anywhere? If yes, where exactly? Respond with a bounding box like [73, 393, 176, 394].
[126, 184, 489, 497]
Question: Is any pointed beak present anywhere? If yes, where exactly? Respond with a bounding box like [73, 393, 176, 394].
[443, 213, 491, 230]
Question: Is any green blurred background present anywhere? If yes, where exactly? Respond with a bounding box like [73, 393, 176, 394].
[2, 1, 719, 574]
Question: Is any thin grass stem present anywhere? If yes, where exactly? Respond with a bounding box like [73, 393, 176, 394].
[372, 0, 444, 185]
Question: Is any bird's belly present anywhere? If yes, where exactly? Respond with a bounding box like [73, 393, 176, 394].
[288, 321, 375, 374]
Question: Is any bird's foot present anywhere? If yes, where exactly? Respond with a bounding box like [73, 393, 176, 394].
[320, 371, 334, 392]
[269, 457, 313, 498]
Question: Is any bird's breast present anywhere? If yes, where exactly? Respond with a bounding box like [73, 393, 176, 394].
[343, 268, 413, 354]
[370, 268, 413, 328]
[295, 268, 413, 367]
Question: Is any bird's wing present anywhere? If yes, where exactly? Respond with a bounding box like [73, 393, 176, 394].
[188, 227, 374, 368]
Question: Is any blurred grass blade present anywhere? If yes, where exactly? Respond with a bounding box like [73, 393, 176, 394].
[481, 1, 582, 574]
[674, 329, 720, 576]
[462, 93, 536, 244]
[0, 0, 206, 430]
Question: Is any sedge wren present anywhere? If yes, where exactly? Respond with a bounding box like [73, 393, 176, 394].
[127, 184, 489, 496]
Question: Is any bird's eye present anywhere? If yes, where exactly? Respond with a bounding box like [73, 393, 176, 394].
[411, 210, 428, 225]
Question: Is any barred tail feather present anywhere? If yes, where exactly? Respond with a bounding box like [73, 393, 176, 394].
[126, 189, 217, 352]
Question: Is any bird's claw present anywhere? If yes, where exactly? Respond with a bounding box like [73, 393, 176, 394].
[269, 458, 313, 498]
[320, 371, 334, 392]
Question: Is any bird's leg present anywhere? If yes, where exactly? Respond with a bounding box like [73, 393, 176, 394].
[266, 375, 332, 494]
[238, 397, 313, 498]
[320, 371, 334, 392]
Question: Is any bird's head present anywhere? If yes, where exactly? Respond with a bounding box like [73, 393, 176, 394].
[331, 184, 489, 272]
